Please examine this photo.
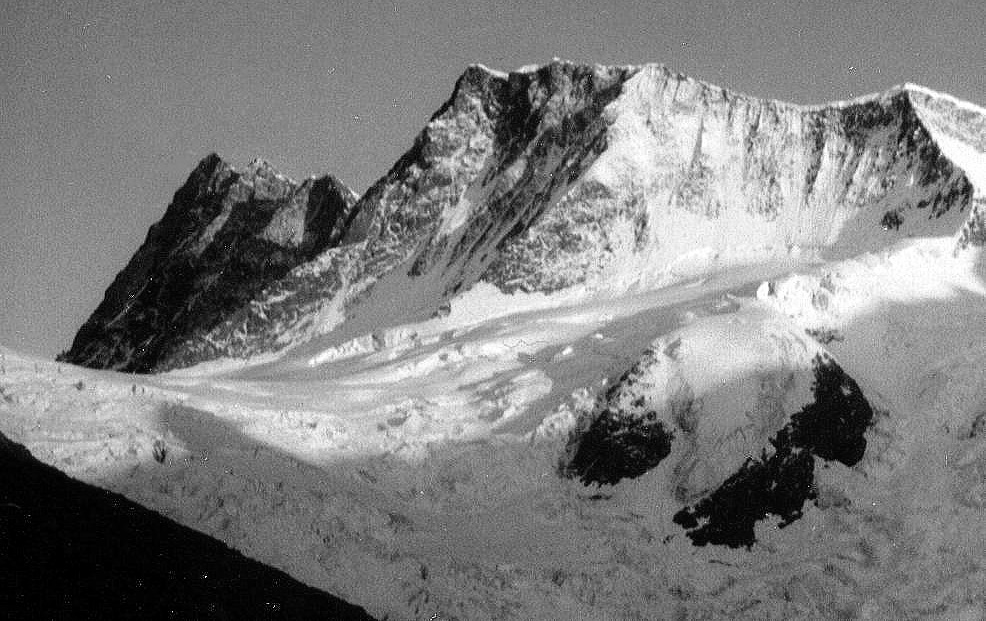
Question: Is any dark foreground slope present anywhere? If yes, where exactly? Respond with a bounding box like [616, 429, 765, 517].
[0, 432, 373, 620]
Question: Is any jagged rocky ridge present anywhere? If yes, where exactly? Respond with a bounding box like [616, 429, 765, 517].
[63, 61, 986, 372]
[58, 155, 358, 372]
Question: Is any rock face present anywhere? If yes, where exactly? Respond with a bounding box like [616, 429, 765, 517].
[560, 311, 879, 547]
[58, 154, 358, 372]
[62, 61, 986, 372]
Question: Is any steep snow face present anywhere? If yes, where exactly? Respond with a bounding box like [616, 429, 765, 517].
[488, 67, 976, 293]
[63, 62, 986, 372]
[906, 85, 986, 246]
[58, 154, 358, 372]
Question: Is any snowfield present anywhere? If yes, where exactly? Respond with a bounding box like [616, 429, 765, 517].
[3, 242, 986, 618]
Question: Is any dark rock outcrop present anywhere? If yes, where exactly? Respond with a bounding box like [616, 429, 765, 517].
[673, 354, 874, 548]
[0, 431, 373, 619]
[562, 349, 680, 485]
[565, 408, 676, 486]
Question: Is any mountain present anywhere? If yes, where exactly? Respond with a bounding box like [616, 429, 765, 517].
[21, 61, 986, 618]
[62, 60, 986, 373]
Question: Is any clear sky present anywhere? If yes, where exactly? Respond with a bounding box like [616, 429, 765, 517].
[2, 0, 984, 357]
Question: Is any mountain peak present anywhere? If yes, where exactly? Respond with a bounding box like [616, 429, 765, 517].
[196, 151, 225, 171]
[245, 157, 282, 177]
[464, 62, 508, 80]
[58, 153, 358, 372]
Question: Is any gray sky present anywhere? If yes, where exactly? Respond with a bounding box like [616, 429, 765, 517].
[2, 0, 984, 357]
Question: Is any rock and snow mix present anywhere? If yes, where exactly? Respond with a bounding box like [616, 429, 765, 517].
[4, 61, 986, 619]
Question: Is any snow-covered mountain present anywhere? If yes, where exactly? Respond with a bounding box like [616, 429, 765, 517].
[63, 60, 985, 373]
[5, 61, 986, 619]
